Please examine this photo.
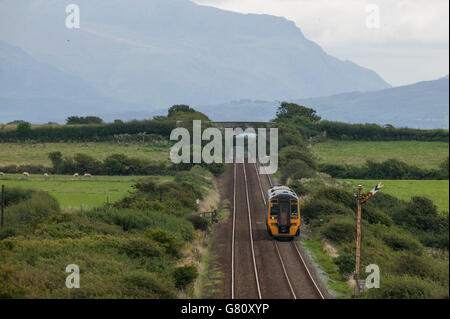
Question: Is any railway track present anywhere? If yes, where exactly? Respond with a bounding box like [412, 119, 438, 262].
[230, 161, 325, 299]
[255, 163, 325, 299]
[231, 163, 262, 299]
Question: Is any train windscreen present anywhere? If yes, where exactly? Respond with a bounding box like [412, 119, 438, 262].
[290, 200, 298, 216]
[270, 201, 279, 218]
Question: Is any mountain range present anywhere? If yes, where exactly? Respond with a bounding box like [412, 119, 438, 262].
[0, 0, 447, 128]
[0, 0, 390, 122]
[196, 76, 449, 129]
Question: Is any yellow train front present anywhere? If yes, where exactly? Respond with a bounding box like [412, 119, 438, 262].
[266, 186, 300, 240]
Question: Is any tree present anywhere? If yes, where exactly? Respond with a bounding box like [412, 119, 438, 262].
[167, 105, 195, 118]
[16, 121, 31, 135]
[66, 116, 103, 125]
[275, 102, 321, 123]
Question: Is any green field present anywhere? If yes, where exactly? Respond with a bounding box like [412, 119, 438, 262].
[340, 179, 449, 212]
[0, 174, 174, 209]
[0, 142, 171, 167]
[313, 141, 448, 169]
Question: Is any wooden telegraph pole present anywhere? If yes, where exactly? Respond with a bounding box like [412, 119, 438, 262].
[354, 182, 384, 298]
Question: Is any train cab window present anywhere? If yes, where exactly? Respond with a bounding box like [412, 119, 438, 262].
[290, 200, 298, 216]
[270, 200, 279, 218]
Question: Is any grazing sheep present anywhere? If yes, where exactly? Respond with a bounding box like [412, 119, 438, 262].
[23, 172, 30, 178]
[73, 173, 79, 177]
[0, 172, 4, 176]
[44, 173, 49, 180]
[84, 173, 92, 178]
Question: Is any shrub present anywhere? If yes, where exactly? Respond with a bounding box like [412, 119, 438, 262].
[3, 187, 33, 207]
[173, 264, 198, 289]
[123, 271, 176, 298]
[393, 254, 449, 286]
[119, 238, 163, 258]
[362, 206, 393, 226]
[367, 275, 446, 299]
[333, 252, 355, 276]
[302, 199, 354, 223]
[322, 217, 356, 244]
[393, 197, 443, 232]
[381, 232, 423, 252]
[16, 121, 31, 135]
[146, 228, 182, 256]
[187, 214, 209, 231]
[66, 116, 103, 125]
[7, 191, 60, 225]
[289, 180, 309, 197]
[312, 187, 356, 209]
[279, 146, 316, 170]
[283, 159, 316, 180]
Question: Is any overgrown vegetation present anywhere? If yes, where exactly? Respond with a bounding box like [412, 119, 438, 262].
[271, 102, 449, 299]
[0, 166, 213, 298]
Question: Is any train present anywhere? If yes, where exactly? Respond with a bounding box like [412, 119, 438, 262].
[266, 186, 301, 240]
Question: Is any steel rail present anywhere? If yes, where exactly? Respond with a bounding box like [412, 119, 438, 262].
[252, 163, 297, 299]
[242, 163, 262, 299]
[259, 162, 325, 300]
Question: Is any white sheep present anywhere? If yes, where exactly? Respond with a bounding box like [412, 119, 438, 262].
[23, 172, 30, 178]
[44, 173, 49, 180]
[84, 173, 92, 178]
[0, 172, 4, 176]
[73, 173, 79, 177]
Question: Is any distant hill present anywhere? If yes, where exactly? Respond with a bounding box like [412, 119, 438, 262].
[293, 76, 449, 129]
[0, 0, 389, 117]
[0, 41, 133, 123]
[197, 77, 449, 129]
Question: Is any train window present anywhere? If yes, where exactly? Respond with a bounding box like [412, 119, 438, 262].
[290, 200, 298, 216]
[270, 200, 279, 218]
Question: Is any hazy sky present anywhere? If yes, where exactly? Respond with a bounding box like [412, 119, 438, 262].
[193, 0, 449, 87]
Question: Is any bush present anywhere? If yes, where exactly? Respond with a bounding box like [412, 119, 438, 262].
[187, 214, 209, 231]
[146, 228, 182, 256]
[302, 199, 354, 223]
[393, 254, 449, 286]
[362, 206, 393, 226]
[119, 238, 163, 258]
[393, 197, 443, 233]
[66, 116, 103, 125]
[283, 159, 316, 180]
[322, 217, 356, 244]
[174, 264, 198, 289]
[289, 180, 309, 197]
[367, 275, 446, 299]
[16, 122, 31, 136]
[381, 232, 423, 252]
[123, 271, 176, 298]
[7, 191, 60, 225]
[3, 187, 33, 207]
[333, 252, 355, 276]
[312, 187, 356, 209]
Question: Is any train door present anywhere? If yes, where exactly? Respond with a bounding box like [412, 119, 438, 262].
[278, 201, 290, 233]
